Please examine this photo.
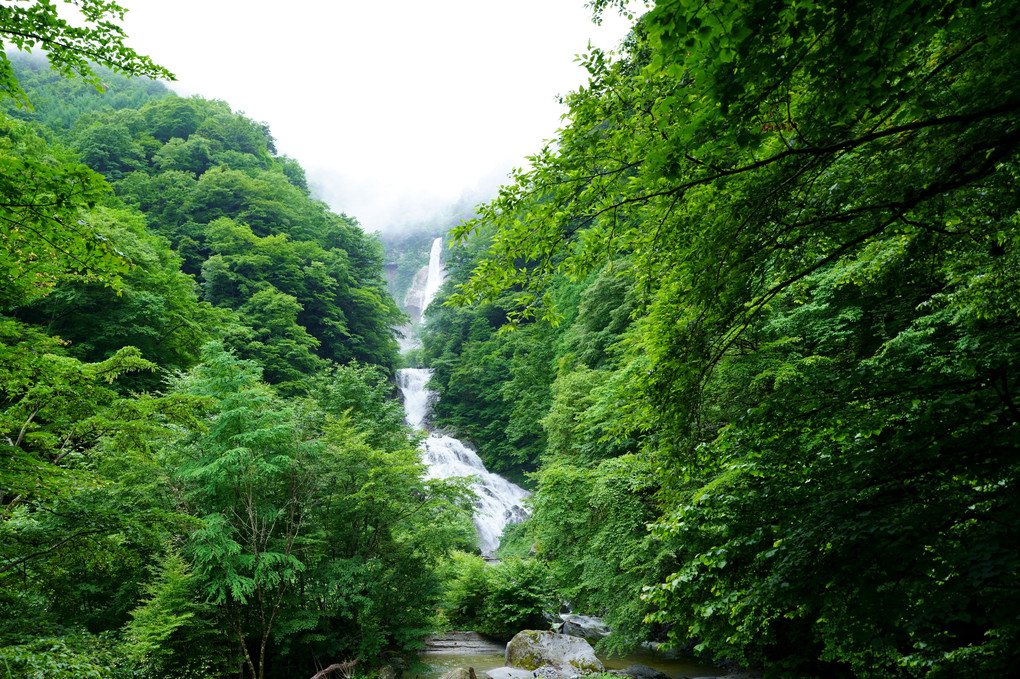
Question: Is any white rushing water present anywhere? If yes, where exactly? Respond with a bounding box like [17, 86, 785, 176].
[397, 369, 530, 554]
[396, 236, 448, 353]
[396, 236, 529, 555]
[421, 236, 447, 315]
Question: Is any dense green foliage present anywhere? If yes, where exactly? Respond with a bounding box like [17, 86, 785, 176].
[0, 0, 173, 108]
[5, 1, 1019, 677]
[0, 31, 452, 679]
[428, 0, 1020, 676]
[4, 52, 402, 388]
[424, 256, 661, 650]
[441, 552, 556, 640]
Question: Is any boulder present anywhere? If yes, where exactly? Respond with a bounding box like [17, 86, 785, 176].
[558, 614, 610, 642]
[505, 630, 605, 675]
[533, 665, 569, 679]
[377, 667, 398, 679]
[485, 668, 534, 679]
[385, 654, 410, 672]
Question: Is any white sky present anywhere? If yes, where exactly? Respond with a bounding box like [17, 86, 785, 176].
[113, 0, 637, 234]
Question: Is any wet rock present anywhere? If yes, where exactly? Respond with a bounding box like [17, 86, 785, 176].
[505, 630, 605, 675]
[484, 668, 534, 679]
[557, 614, 609, 642]
[438, 669, 472, 679]
[638, 642, 684, 657]
[423, 631, 506, 654]
[385, 654, 409, 672]
[619, 665, 671, 679]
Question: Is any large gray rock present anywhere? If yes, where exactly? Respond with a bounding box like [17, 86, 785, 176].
[532, 666, 569, 679]
[558, 614, 610, 642]
[505, 630, 605, 675]
[384, 654, 409, 672]
[485, 668, 534, 679]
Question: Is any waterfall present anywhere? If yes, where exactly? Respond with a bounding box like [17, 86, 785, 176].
[397, 236, 446, 353]
[421, 236, 446, 315]
[397, 368, 530, 555]
[395, 236, 529, 555]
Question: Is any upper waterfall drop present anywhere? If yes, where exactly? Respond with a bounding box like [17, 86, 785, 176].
[421, 236, 446, 317]
[397, 236, 446, 354]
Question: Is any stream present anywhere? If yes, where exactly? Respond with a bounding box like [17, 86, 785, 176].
[408, 648, 723, 679]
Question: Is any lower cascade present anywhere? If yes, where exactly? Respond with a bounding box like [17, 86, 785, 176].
[397, 367, 529, 555]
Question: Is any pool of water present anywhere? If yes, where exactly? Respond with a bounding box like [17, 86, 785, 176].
[600, 648, 722, 677]
[406, 649, 722, 679]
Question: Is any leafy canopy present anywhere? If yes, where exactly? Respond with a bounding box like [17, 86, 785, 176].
[0, 0, 174, 108]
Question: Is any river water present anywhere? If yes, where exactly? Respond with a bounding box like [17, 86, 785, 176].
[409, 649, 723, 679]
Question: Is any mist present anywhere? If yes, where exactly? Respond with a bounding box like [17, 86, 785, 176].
[307, 159, 516, 238]
[112, 0, 636, 242]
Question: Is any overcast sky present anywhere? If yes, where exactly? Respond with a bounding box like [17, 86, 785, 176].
[112, 0, 636, 234]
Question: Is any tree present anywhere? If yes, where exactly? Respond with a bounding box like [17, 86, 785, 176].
[124, 549, 225, 678]
[449, 1, 1020, 675]
[439, 553, 555, 640]
[196, 112, 275, 159]
[71, 118, 145, 179]
[174, 344, 312, 679]
[1, 2, 174, 308]
[197, 216, 401, 369]
[13, 205, 227, 386]
[0, 313, 207, 654]
[307, 361, 410, 453]
[225, 286, 324, 394]
[162, 344, 473, 676]
[153, 136, 215, 177]
[141, 97, 222, 143]
[0, 0, 174, 109]
[0, 115, 127, 307]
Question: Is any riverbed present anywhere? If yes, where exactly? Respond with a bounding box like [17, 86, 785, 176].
[407, 649, 722, 679]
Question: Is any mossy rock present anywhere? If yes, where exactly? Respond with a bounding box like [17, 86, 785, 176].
[505, 630, 604, 674]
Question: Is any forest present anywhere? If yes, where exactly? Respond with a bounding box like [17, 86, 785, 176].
[2, 0, 1018, 678]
